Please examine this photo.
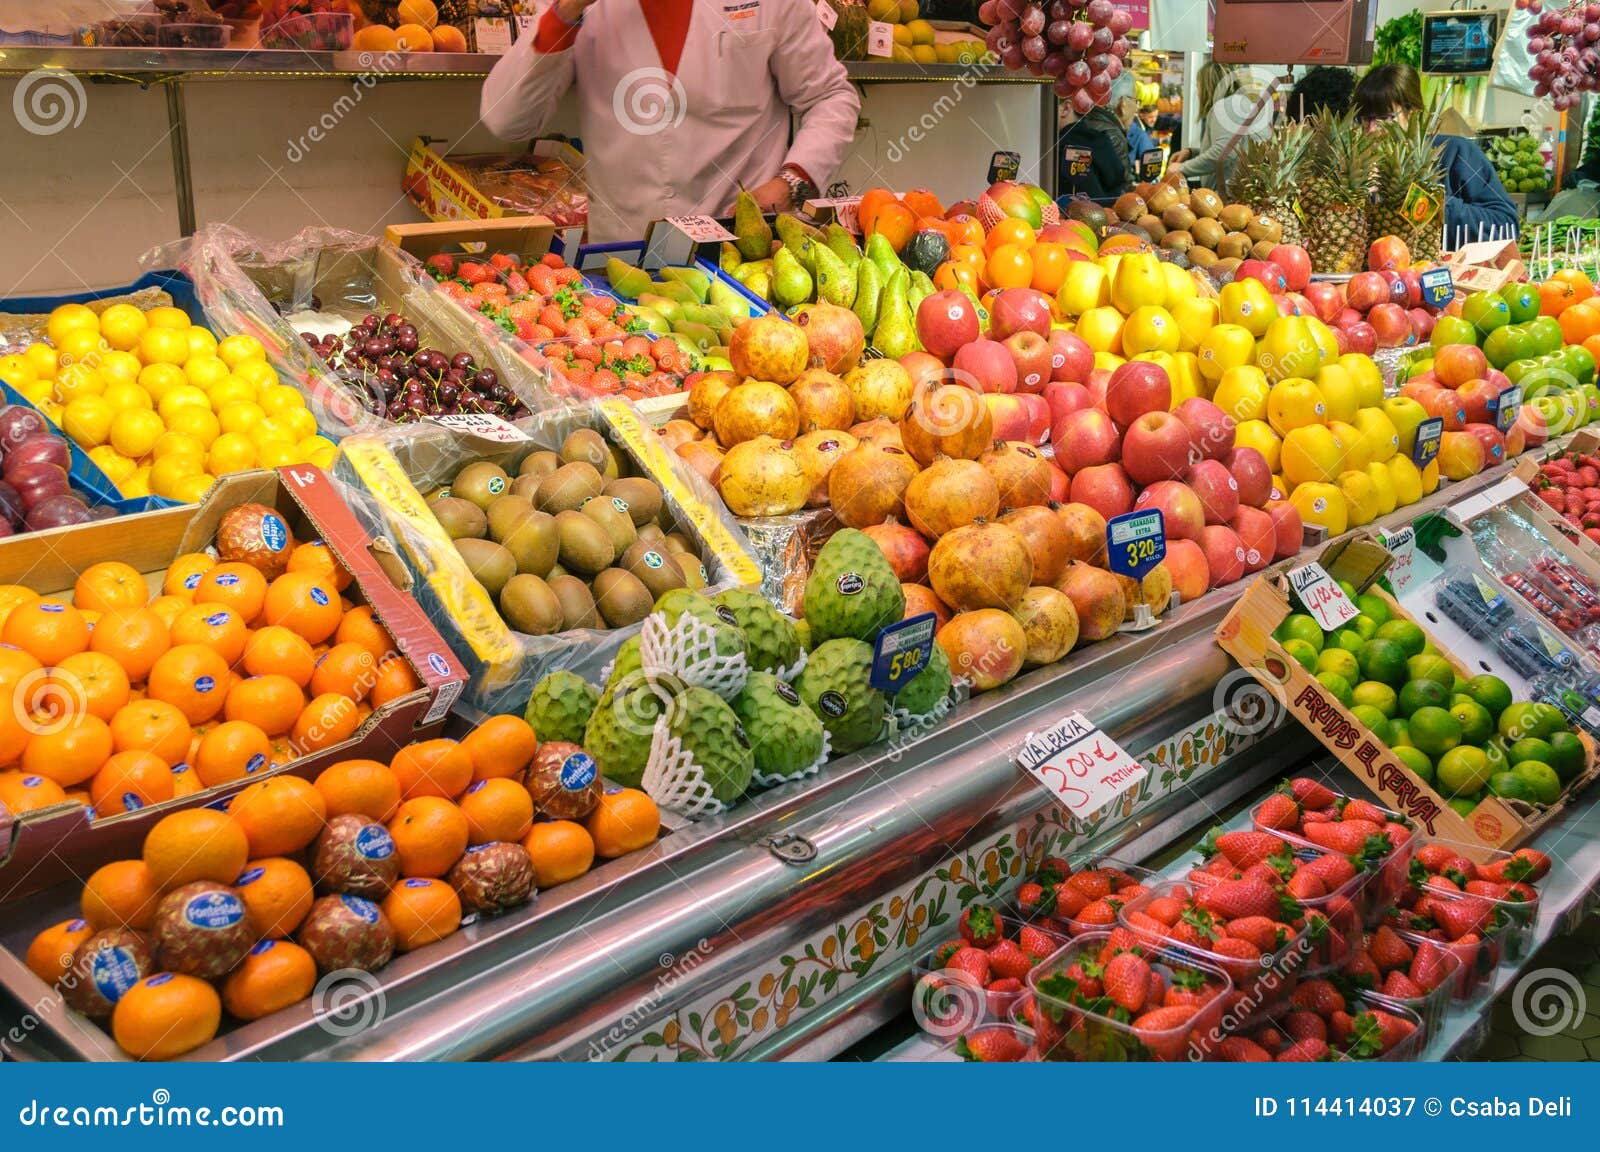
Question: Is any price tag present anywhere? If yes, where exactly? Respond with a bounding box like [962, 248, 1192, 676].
[1379, 525, 1417, 596]
[1420, 267, 1454, 308]
[662, 215, 737, 244]
[869, 612, 936, 692]
[1492, 383, 1522, 433]
[429, 412, 531, 443]
[1287, 562, 1361, 631]
[804, 195, 861, 233]
[867, 20, 893, 56]
[474, 17, 513, 52]
[1138, 148, 1164, 181]
[1063, 146, 1093, 179]
[1106, 509, 1166, 579]
[816, 0, 837, 28]
[1016, 711, 1147, 818]
[988, 150, 1021, 184]
[1471, 573, 1506, 613]
[1412, 416, 1443, 467]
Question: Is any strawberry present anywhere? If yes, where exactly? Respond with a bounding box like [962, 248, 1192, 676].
[1211, 830, 1289, 867]
[1102, 927, 1145, 957]
[1292, 978, 1345, 1015]
[1510, 848, 1551, 882]
[1283, 1010, 1328, 1041]
[1225, 915, 1288, 953]
[1423, 874, 1461, 895]
[1255, 791, 1302, 830]
[423, 253, 456, 278]
[1144, 895, 1186, 926]
[945, 946, 990, 985]
[1288, 777, 1339, 808]
[1286, 869, 1328, 900]
[1198, 878, 1288, 921]
[1504, 882, 1539, 904]
[1340, 798, 1391, 824]
[1299, 852, 1360, 890]
[1052, 882, 1090, 920]
[1413, 843, 1456, 872]
[1147, 967, 1167, 1007]
[1382, 970, 1425, 999]
[1301, 809, 1336, 824]
[1368, 925, 1414, 972]
[1075, 898, 1120, 926]
[1131, 1006, 1199, 1058]
[1276, 1037, 1332, 1061]
[1342, 948, 1380, 988]
[1102, 951, 1153, 1012]
[987, 939, 1033, 981]
[1018, 924, 1061, 960]
[1433, 896, 1493, 940]
[1164, 966, 1215, 1009]
[1328, 1009, 1356, 1045]
[1125, 910, 1169, 937]
[1172, 908, 1220, 948]
[1217, 1035, 1274, 1061]
[955, 1028, 1029, 1062]
[931, 940, 964, 968]
[1065, 961, 1103, 999]
[1440, 854, 1477, 885]
[1382, 821, 1413, 846]
[1241, 861, 1285, 887]
[1211, 936, 1262, 963]
[1255, 1025, 1286, 1053]
[984, 976, 1025, 1018]
[1346, 1009, 1417, 1057]
[1016, 881, 1050, 915]
[1465, 880, 1509, 900]
[959, 903, 1003, 948]
[1300, 820, 1388, 856]
[1066, 871, 1112, 902]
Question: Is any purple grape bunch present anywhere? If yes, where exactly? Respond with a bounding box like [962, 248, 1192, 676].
[979, 0, 1135, 110]
[300, 313, 529, 425]
[1524, 0, 1600, 109]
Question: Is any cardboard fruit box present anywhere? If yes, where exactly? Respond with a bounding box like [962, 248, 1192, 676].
[1214, 533, 1599, 857]
[0, 467, 467, 904]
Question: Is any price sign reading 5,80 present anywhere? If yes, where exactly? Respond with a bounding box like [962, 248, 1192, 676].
[870, 612, 937, 692]
[1106, 509, 1166, 580]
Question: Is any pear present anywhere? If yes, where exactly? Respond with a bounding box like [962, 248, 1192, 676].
[851, 257, 883, 335]
[907, 270, 935, 313]
[864, 231, 902, 282]
[824, 223, 861, 266]
[744, 270, 771, 301]
[646, 279, 699, 304]
[812, 241, 858, 309]
[637, 293, 683, 324]
[776, 212, 825, 254]
[733, 189, 774, 261]
[871, 266, 916, 358]
[605, 258, 653, 299]
[660, 265, 710, 302]
[772, 245, 814, 309]
[719, 242, 743, 273]
[674, 321, 719, 352]
[708, 279, 754, 319]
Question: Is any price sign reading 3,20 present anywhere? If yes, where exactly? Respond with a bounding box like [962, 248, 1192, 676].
[1106, 509, 1166, 579]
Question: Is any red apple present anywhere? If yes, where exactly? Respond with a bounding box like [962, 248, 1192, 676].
[1335, 307, 1364, 329]
[6, 461, 69, 507]
[1173, 397, 1235, 462]
[1455, 378, 1497, 425]
[1420, 388, 1468, 432]
[1346, 271, 1389, 312]
[1268, 244, 1312, 292]
[1408, 308, 1436, 342]
[1044, 380, 1092, 435]
[1266, 501, 1304, 559]
[1516, 403, 1550, 448]
[1332, 327, 1351, 354]
[1368, 235, 1412, 272]
[988, 287, 1054, 340]
[1046, 329, 1094, 382]
[1070, 462, 1135, 521]
[1345, 322, 1377, 354]
[1439, 429, 1487, 480]
[1104, 360, 1172, 430]
[1084, 367, 1112, 409]
[1223, 446, 1273, 507]
[1230, 506, 1275, 573]
[1434, 344, 1488, 387]
[1051, 407, 1121, 472]
[915, 289, 981, 358]
[1019, 394, 1051, 444]
[1464, 421, 1507, 468]
[1121, 411, 1195, 486]
[1133, 479, 1205, 540]
[1367, 303, 1414, 348]
[984, 393, 1031, 443]
[1163, 538, 1210, 603]
[1199, 525, 1247, 588]
[1271, 293, 1300, 317]
[900, 350, 949, 389]
[1398, 268, 1423, 307]
[1302, 281, 1344, 324]
[1237, 259, 1288, 295]
[952, 338, 1018, 394]
[1004, 330, 1053, 394]
[25, 493, 92, 531]
[1380, 271, 1409, 307]
[1187, 458, 1241, 524]
[4, 435, 69, 477]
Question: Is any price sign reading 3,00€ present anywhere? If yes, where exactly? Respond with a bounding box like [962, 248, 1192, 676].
[1017, 711, 1147, 817]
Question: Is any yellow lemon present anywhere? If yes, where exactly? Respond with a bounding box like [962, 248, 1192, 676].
[157, 384, 211, 422]
[258, 385, 306, 415]
[1281, 425, 1344, 487]
[166, 405, 220, 446]
[185, 327, 218, 359]
[172, 474, 218, 504]
[138, 327, 190, 367]
[1266, 377, 1328, 435]
[98, 304, 149, 352]
[16, 378, 52, 405]
[183, 355, 230, 390]
[63, 395, 116, 446]
[56, 327, 110, 367]
[207, 432, 257, 474]
[54, 364, 106, 403]
[1341, 352, 1386, 409]
[35, 398, 63, 424]
[1170, 297, 1219, 353]
[1353, 408, 1400, 464]
[88, 446, 137, 486]
[103, 382, 153, 412]
[1076, 306, 1125, 355]
[145, 306, 190, 330]
[207, 377, 256, 409]
[1314, 363, 1360, 424]
[251, 416, 297, 445]
[46, 303, 99, 346]
[138, 362, 188, 399]
[1121, 306, 1181, 356]
[1364, 461, 1398, 517]
[216, 335, 266, 368]
[149, 454, 206, 499]
[256, 440, 302, 469]
[1212, 364, 1270, 421]
[298, 434, 336, 456]
[231, 360, 278, 391]
[123, 465, 152, 498]
[280, 408, 318, 440]
[218, 401, 266, 435]
[110, 408, 166, 459]
[0, 353, 36, 387]
[1328, 420, 1369, 472]
[307, 443, 338, 468]
[1289, 481, 1348, 537]
[99, 350, 143, 386]
[153, 432, 206, 460]
[1420, 458, 1440, 496]
[1386, 454, 1424, 506]
[23, 342, 59, 381]
[1338, 469, 1380, 527]
[1234, 419, 1282, 473]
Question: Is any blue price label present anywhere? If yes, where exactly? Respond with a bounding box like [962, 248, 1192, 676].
[1420, 267, 1454, 308]
[870, 612, 937, 692]
[1412, 417, 1443, 467]
[1492, 384, 1522, 433]
[1106, 509, 1166, 579]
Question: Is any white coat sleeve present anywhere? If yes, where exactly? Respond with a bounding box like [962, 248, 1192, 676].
[479, 25, 578, 142]
[769, 0, 861, 186]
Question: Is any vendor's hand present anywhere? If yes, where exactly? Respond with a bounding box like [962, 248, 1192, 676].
[1168, 149, 1190, 165]
[554, 0, 601, 23]
[725, 177, 794, 215]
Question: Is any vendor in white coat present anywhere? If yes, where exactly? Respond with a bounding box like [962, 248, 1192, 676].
[480, 0, 862, 243]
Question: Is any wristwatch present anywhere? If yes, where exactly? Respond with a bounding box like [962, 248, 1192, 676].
[778, 166, 817, 208]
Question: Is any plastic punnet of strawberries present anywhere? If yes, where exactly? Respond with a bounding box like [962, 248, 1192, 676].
[913, 903, 1066, 1035]
[1339, 924, 1463, 1014]
[1531, 448, 1600, 546]
[1026, 928, 1233, 1061]
[1013, 855, 1157, 937]
[1216, 978, 1422, 1062]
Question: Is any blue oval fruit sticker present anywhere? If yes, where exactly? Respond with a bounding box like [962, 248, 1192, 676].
[356, 824, 395, 860]
[340, 894, 380, 923]
[184, 891, 246, 930]
[310, 587, 330, 606]
[561, 752, 597, 791]
[261, 513, 289, 552]
[90, 947, 141, 1002]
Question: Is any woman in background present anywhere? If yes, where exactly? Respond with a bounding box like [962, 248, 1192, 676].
[1168, 62, 1275, 192]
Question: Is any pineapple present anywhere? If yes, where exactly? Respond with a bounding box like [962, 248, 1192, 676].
[1228, 121, 1311, 246]
[1302, 111, 1376, 275]
[1369, 109, 1447, 263]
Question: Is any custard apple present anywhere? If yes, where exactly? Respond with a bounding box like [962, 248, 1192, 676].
[713, 587, 802, 674]
[804, 528, 905, 644]
[664, 685, 755, 803]
[584, 670, 681, 789]
[794, 638, 887, 754]
[733, 671, 827, 778]
[893, 641, 951, 720]
[524, 670, 600, 746]
[652, 588, 748, 662]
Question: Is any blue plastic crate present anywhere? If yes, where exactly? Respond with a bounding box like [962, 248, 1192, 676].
[0, 381, 176, 514]
[0, 269, 204, 325]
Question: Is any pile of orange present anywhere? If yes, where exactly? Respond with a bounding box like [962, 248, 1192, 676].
[24, 722, 662, 1061]
[0, 543, 424, 819]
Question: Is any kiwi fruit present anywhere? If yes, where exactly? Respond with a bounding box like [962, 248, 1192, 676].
[621, 539, 687, 600]
[1218, 203, 1254, 232]
[499, 574, 563, 636]
[1246, 214, 1284, 244]
[511, 475, 542, 501]
[519, 450, 561, 479]
[554, 509, 615, 576]
[1160, 230, 1193, 253]
[1146, 184, 1178, 214]
[1189, 188, 1223, 219]
[1161, 203, 1196, 232]
[581, 496, 638, 555]
[486, 495, 535, 541]
[548, 563, 569, 580]
[1190, 217, 1225, 251]
[1217, 232, 1253, 260]
[592, 568, 653, 628]
[498, 507, 559, 576]
[1251, 239, 1280, 261]
[661, 531, 696, 555]
[637, 523, 665, 543]
[1135, 214, 1167, 243]
[429, 496, 487, 541]
[560, 428, 620, 479]
[451, 461, 512, 510]
[1214, 257, 1243, 276]
[536, 461, 604, 514]
[454, 538, 517, 597]
[1188, 246, 1219, 268]
[549, 574, 601, 630]
[1112, 192, 1146, 222]
[603, 477, 662, 528]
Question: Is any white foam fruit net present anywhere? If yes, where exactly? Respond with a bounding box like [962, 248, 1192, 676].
[640, 609, 749, 700]
[642, 720, 727, 820]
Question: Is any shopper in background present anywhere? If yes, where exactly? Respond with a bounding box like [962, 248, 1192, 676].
[1168, 62, 1275, 192]
[1285, 65, 1356, 120]
[1352, 64, 1519, 244]
[1121, 97, 1160, 171]
[480, 0, 860, 243]
[1056, 99, 1132, 204]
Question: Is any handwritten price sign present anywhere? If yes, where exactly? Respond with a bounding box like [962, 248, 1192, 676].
[870, 612, 936, 692]
[662, 216, 737, 244]
[1017, 712, 1146, 818]
[1288, 562, 1360, 631]
[1379, 525, 1417, 596]
[430, 412, 530, 443]
[1106, 509, 1166, 579]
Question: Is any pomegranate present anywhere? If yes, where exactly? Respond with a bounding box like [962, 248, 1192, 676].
[717, 436, 810, 517]
[928, 518, 1033, 611]
[938, 609, 1027, 692]
[659, 419, 701, 451]
[1056, 562, 1127, 643]
[904, 457, 1000, 539]
[900, 380, 993, 464]
[828, 443, 919, 530]
[850, 417, 904, 449]
[687, 370, 738, 430]
[1053, 501, 1109, 565]
[980, 440, 1052, 508]
[714, 381, 800, 447]
[794, 301, 866, 375]
[902, 582, 951, 631]
[789, 369, 857, 433]
[676, 440, 725, 485]
[998, 505, 1070, 587]
[1012, 586, 1080, 667]
[793, 429, 858, 507]
[862, 519, 931, 583]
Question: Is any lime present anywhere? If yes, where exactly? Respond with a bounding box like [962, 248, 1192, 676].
[1508, 736, 1554, 766]
[1358, 639, 1410, 686]
[1547, 730, 1587, 782]
[1352, 705, 1393, 743]
[1497, 702, 1545, 742]
[1393, 745, 1434, 783]
[1399, 678, 1450, 716]
[1452, 676, 1470, 695]
[1276, 613, 1325, 653]
[1511, 760, 1562, 805]
[1354, 595, 1391, 626]
[1345, 615, 1380, 641]
[1463, 674, 1513, 720]
[1390, 717, 1413, 748]
[1407, 653, 1456, 687]
[1448, 796, 1482, 817]
[1375, 619, 1426, 658]
[1317, 648, 1361, 683]
[1317, 671, 1354, 707]
[1450, 699, 1494, 745]
[1410, 706, 1464, 758]
[1352, 680, 1399, 718]
[1337, 579, 1360, 601]
[1485, 737, 1511, 775]
[1436, 744, 1490, 795]
[1488, 771, 1537, 802]
[1334, 630, 1367, 655]
[1533, 703, 1569, 740]
[1422, 641, 1441, 657]
[1283, 638, 1320, 672]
